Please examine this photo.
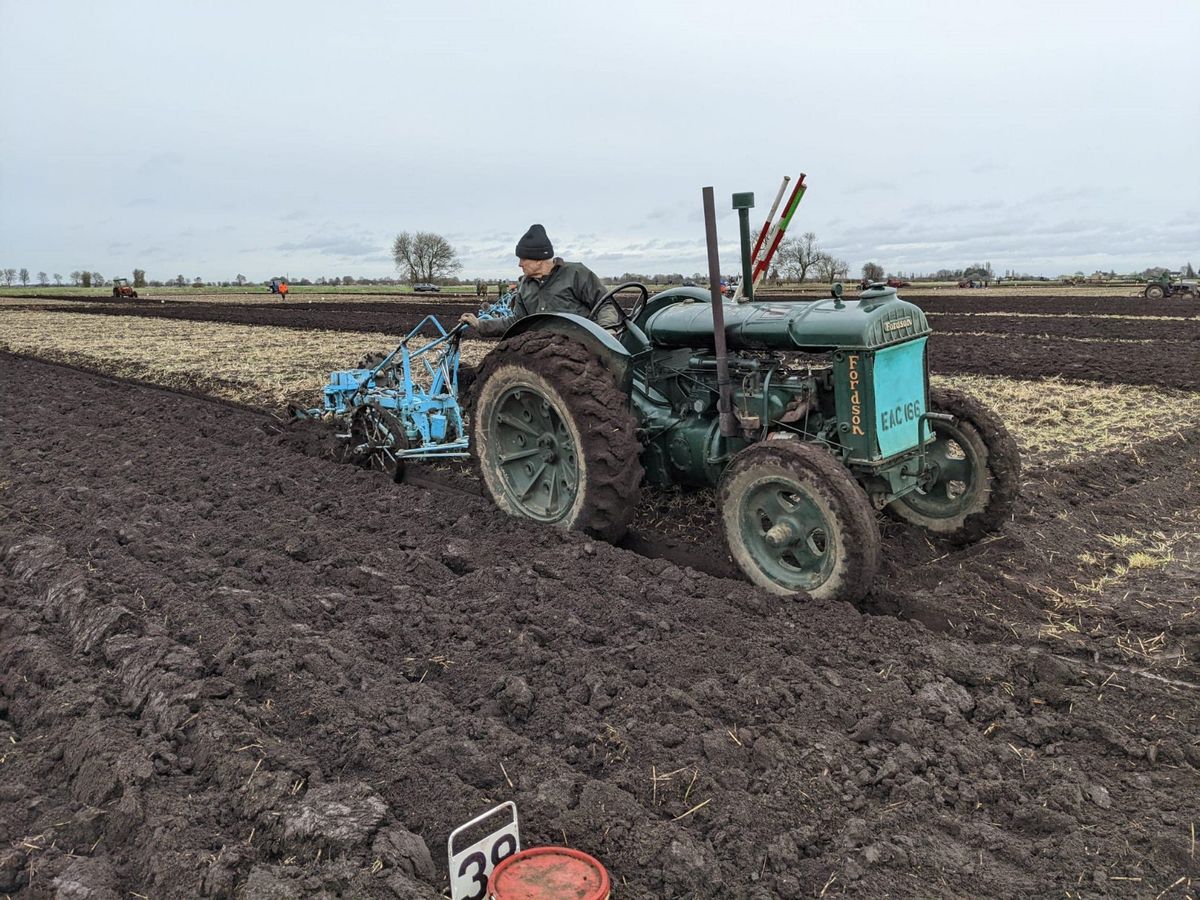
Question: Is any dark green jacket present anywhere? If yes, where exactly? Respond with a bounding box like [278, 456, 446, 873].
[474, 261, 615, 337]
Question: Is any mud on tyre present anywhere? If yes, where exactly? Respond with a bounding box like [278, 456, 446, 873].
[468, 330, 642, 543]
[885, 387, 1020, 542]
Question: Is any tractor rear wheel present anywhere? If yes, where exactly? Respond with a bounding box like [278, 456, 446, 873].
[470, 330, 641, 542]
[885, 388, 1020, 542]
[719, 440, 881, 601]
[1145, 285, 1165, 300]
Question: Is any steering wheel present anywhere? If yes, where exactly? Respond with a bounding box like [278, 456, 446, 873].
[588, 281, 649, 331]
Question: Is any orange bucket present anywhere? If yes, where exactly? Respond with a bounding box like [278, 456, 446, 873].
[488, 846, 610, 900]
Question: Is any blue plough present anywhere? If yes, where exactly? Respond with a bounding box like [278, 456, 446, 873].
[292, 315, 469, 481]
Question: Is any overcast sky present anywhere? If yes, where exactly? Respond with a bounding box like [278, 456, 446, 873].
[1, 0, 1197, 282]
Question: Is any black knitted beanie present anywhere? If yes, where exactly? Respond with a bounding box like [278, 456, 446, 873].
[515, 224, 554, 260]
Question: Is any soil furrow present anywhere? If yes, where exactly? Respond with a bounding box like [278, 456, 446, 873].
[3, 350, 1198, 899]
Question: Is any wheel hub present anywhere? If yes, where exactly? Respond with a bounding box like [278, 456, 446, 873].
[907, 422, 977, 514]
[739, 477, 834, 589]
[764, 520, 799, 548]
[537, 434, 560, 463]
[491, 386, 579, 522]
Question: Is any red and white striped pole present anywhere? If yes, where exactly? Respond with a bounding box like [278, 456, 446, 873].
[751, 174, 807, 290]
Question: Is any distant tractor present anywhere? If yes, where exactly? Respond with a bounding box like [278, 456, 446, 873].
[1143, 272, 1197, 300]
[111, 277, 137, 299]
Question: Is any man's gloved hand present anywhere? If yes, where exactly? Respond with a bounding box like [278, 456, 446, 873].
[459, 313, 480, 329]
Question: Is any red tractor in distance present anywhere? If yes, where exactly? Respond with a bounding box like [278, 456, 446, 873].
[112, 278, 138, 299]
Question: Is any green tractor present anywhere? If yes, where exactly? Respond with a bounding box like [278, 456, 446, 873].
[1143, 272, 1198, 300]
[468, 277, 1020, 602]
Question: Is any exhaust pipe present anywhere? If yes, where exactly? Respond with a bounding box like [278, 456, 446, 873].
[702, 186, 738, 439]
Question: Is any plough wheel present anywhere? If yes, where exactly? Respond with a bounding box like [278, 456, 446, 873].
[344, 406, 408, 483]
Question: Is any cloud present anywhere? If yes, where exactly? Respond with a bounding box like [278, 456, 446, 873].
[844, 179, 898, 196]
[275, 234, 382, 258]
[135, 152, 184, 176]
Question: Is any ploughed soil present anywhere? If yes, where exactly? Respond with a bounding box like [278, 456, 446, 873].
[2, 350, 1198, 899]
[927, 332, 1200, 390]
[898, 293, 1197, 317]
[16, 299, 483, 336]
[928, 314, 1200, 343]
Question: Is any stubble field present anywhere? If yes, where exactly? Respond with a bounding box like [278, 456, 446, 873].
[1, 286, 1197, 898]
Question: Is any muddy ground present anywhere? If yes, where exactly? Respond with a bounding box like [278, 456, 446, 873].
[927, 333, 1200, 390]
[9, 299, 482, 336]
[2, 345, 1198, 899]
[902, 294, 1197, 318]
[929, 314, 1200, 343]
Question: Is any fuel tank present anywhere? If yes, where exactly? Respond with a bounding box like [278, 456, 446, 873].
[642, 286, 931, 351]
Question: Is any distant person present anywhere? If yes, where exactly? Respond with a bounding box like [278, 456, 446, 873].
[278, 280, 289, 301]
[459, 224, 615, 337]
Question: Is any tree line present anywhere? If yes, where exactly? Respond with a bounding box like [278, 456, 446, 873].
[5, 235, 1188, 290]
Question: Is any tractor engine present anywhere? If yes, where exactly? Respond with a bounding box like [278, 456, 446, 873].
[631, 285, 932, 508]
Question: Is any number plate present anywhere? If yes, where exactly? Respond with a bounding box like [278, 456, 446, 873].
[448, 802, 521, 900]
[873, 337, 928, 457]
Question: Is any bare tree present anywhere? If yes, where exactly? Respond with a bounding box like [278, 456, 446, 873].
[235, 273, 247, 286]
[861, 261, 884, 282]
[53, 273, 63, 285]
[133, 269, 146, 287]
[2, 268, 15, 286]
[392, 231, 462, 283]
[37, 271, 48, 286]
[92, 271, 103, 286]
[813, 253, 849, 283]
[19, 268, 29, 286]
[774, 231, 820, 283]
[70, 270, 82, 286]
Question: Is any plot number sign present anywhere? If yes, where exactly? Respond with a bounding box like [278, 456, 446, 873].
[448, 802, 521, 900]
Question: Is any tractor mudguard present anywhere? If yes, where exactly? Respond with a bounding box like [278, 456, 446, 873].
[502, 312, 634, 392]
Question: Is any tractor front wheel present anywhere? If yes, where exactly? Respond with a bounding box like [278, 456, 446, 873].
[719, 440, 881, 601]
[1145, 285, 1165, 300]
[886, 388, 1020, 541]
[470, 330, 641, 542]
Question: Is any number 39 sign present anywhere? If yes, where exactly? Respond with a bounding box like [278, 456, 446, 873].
[447, 802, 521, 900]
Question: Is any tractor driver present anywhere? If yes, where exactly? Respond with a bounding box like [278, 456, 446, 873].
[458, 224, 619, 337]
